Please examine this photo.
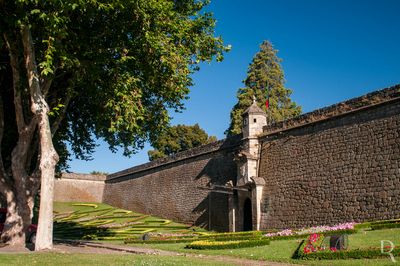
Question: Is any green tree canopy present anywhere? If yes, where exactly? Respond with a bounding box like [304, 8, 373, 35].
[0, 0, 228, 247]
[148, 124, 217, 161]
[226, 40, 301, 135]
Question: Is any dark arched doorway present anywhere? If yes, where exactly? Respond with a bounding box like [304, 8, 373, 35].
[243, 198, 252, 231]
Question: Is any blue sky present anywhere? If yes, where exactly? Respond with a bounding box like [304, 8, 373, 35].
[69, 0, 400, 173]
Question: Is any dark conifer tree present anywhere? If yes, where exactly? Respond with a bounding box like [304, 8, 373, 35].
[226, 41, 301, 135]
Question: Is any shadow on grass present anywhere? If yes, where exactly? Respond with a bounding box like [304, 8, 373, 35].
[54, 221, 118, 240]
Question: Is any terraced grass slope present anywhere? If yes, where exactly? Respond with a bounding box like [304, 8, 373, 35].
[53, 202, 272, 250]
[53, 202, 205, 241]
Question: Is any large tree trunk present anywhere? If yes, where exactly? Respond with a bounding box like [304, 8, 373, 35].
[21, 25, 59, 251]
[0, 33, 36, 247]
[1, 190, 24, 246]
[1, 188, 34, 247]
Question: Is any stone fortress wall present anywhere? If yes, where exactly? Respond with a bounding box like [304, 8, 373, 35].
[54, 84, 400, 231]
[102, 136, 241, 231]
[259, 86, 400, 229]
[54, 173, 106, 203]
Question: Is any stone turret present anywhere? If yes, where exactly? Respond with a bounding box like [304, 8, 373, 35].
[241, 97, 267, 139]
[238, 97, 267, 185]
[233, 97, 267, 231]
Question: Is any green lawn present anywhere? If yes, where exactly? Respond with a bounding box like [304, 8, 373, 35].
[127, 243, 398, 265]
[52, 202, 400, 265]
[0, 253, 230, 266]
[126, 229, 400, 265]
[349, 228, 400, 249]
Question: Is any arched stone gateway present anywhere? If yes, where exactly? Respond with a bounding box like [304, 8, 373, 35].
[243, 198, 253, 231]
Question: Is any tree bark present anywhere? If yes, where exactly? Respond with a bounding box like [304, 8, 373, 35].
[21, 24, 59, 251]
[1, 33, 34, 247]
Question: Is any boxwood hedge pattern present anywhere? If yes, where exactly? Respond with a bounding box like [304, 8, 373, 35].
[56, 203, 399, 252]
[124, 230, 265, 245]
[53, 203, 197, 241]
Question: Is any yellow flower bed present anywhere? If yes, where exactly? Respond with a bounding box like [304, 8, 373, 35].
[193, 240, 241, 246]
[186, 238, 270, 250]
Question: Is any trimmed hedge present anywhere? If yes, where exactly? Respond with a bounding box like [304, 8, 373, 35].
[371, 222, 400, 230]
[205, 235, 264, 242]
[72, 203, 98, 208]
[355, 218, 400, 229]
[295, 247, 400, 260]
[197, 231, 262, 238]
[125, 238, 199, 244]
[145, 219, 172, 225]
[125, 235, 265, 244]
[113, 210, 133, 214]
[293, 234, 400, 260]
[119, 225, 189, 229]
[81, 219, 115, 226]
[75, 208, 114, 215]
[186, 239, 270, 250]
[57, 213, 89, 222]
[96, 215, 142, 219]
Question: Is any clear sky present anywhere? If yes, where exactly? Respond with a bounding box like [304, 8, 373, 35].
[69, 0, 400, 174]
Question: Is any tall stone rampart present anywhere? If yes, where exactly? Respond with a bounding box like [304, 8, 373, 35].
[259, 85, 400, 229]
[54, 173, 106, 203]
[103, 136, 241, 231]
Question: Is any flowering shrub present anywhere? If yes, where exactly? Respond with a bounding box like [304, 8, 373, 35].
[302, 234, 325, 254]
[295, 245, 400, 260]
[265, 222, 356, 238]
[298, 222, 356, 235]
[293, 233, 356, 259]
[264, 229, 293, 237]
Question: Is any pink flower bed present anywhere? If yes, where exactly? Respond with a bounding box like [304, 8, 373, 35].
[265, 222, 356, 237]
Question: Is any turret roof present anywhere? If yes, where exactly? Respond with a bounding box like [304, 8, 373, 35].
[242, 98, 267, 116]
